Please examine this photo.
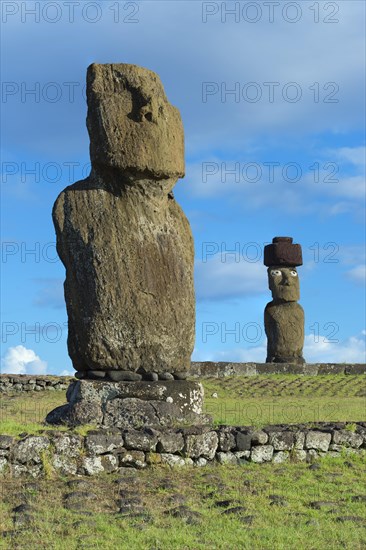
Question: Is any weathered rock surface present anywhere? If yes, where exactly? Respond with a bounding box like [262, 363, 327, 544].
[332, 430, 363, 448]
[216, 452, 238, 465]
[11, 436, 50, 464]
[272, 451, 289, 463]
[53, 63, 194, 374]
[66, 379, 205, 413]
[184, 430, 218, 460]
[265, 301, 305, 364]
[156, 430, 184, 453]
[251, 445, 274, 463]
[0, 457, 8, 473]
[53, 434, 83, 457]
[251, 430, 269, 445]
[264, 236, 302, 267]
[1, 422, 365, 477]
[236, 431, 252, 451]
[46, 379, 210, 429]
[268, 431, 295, 451]
[84, 432, 124, 455]
[217, 427, 236, 452]
[86, 63, 184, 179]
[305, 431, 332, 451]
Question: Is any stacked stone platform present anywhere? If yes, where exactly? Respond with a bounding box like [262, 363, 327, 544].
[0, 422, 365, 477]
[45, 379, 210, 429]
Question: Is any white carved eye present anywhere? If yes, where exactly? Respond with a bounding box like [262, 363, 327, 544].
[290, 270, 298, 277]
[270, 270, 282, 277]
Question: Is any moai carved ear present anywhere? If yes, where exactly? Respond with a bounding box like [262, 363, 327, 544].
[86, 63, 185, 182]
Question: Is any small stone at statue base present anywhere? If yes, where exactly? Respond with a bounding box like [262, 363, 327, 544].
[142, 372, 159, 381]
[88, 370, 106, 379]
[158, 373, 175, 381]
[173, 372, 188, 380]
[108, 371, 143, 382]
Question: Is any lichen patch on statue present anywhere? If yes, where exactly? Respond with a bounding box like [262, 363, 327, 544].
[264, 237, 305, 364]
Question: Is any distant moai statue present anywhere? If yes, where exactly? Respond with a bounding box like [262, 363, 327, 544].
[264, 237, 305, 364]
[52, 64, 195, 381]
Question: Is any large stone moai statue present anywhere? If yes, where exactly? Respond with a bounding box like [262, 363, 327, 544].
[53, 64, 195, 381]
[264, 237, 305, 364]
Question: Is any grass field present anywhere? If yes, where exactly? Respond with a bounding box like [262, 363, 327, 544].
[202, 374, 366, 426]
[0, 374, 365, 548]
[0, 374, 364, 435]
[1, 454, 366, 549]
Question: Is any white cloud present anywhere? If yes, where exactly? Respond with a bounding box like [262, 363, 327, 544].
[1, 345, 47, 375]
[185, 143, 366, 220]
[338, 244, 366, 266]
[192, 343, 266, 363]
[316, 146, 365, 202]
[195, 254, 267, 300]
[333, 146, 366, 168]
[193, 331, 366, 364]
[335, 246, 366, 286]
[3, 1, 365, 158]
[304, 333, 366, 363]
[330, 175, 365, 200]
[59, 369, 73, 377]
[345, 265, 366, 285]
[186, 160, 310, 206]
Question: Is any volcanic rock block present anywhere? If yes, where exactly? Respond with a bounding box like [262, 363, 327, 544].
[53, 63, 194, 375]
[46, 380, 211, 429]
[264, 236, 303, 267]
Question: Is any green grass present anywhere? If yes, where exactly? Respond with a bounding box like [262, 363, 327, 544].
[202, 375, 366, 426]
[0, 374, 365, 435]
[0, 374, 365, 548]
[0, 391, 100, 436]
[0, 390, 67, 436]
[0, 453, 365, 549]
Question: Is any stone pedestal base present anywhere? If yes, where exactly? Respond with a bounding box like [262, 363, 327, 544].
[45, 380, 211, 429]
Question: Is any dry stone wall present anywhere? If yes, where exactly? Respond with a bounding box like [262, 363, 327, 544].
[1, 362, 365, 394]
[0, 423, 365, 478]
[190, 362, 366, 378]
[0, 375, 71, 393]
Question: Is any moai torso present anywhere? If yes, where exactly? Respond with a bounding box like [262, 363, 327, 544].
[263, 238, 305, 364]
[53, 64, 195, 378]
[265, 300, 305, 363]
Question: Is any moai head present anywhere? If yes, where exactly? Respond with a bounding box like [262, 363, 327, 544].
[267, 266, 300, 302]
[86, 63, 185, 182]
[264, 237, 303, 302]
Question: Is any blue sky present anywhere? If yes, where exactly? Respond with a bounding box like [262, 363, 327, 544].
[1, 0, 365, 375]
